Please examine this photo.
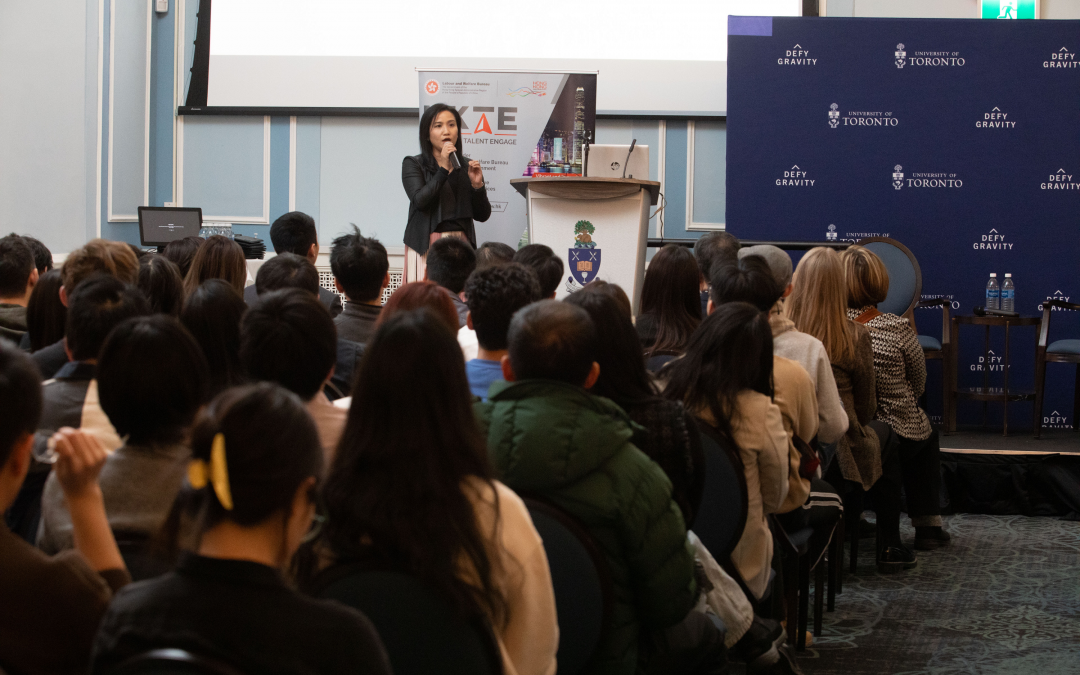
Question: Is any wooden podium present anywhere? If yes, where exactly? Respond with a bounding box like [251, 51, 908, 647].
[511, 177, 660, 312]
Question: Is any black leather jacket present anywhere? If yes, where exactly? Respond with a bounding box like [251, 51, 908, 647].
[401, 153, 491, 254]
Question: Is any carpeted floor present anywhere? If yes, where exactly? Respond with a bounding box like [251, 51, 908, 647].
[798, 514, 1080, 675]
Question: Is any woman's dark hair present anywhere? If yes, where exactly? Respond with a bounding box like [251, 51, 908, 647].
[138, 255, 184, 316]
[180, 279, 247, 396]
[162, 236, 204, 279]
[315, 309, 507, 627]
[182, 235, 246, 297]
[418, 103, 464, 165]
[25, 269, 66, 351]
[639, 244, 702, 353]
[97, 315, 210, 446]
[184, 382, 323, 533]
[376, 281, 459, 333]
[662, 302, 774, 451]
[564, 283, 656, 407]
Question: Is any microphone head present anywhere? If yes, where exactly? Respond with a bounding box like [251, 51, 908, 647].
[973, 306, 986, 316]
[628, 139, 637, 152]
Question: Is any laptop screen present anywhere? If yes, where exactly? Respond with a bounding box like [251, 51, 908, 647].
[138, 207, 203, 246]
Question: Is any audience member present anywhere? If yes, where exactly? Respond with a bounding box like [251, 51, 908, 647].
[182, 235, 246, 297]
[161, 236, 203, 279]
[9, 276, 146, 543]
[22, 235, 53, 274]
[694, 231, 740, 316]
[788, 247, 908, 570]
[565, 283, 704, 524]
[246, 211, 342, 317]
[0, 341, 130, 675]
[425, 236, 476, 327]
[137, 255, 183, 316]
[180, 279, 247, 397]
[664, 302, 788, 601]
[841, 245, 949, 554]
[377, 281, 460, 333]
[38, 316, 209, 555]
[475, 240, 516, 270]
[92, 383, 391, 675]
[512, 244, 563, 299]
[0, 234, 38, 343]
[727, 248, 848, 445]
[476, 300, 713, 675]
[329, 226, 389, 345]
[637, 244, 702, 355]
[126, 244, 153, 262]
[309, 309, 558, 675]
[249, 254, 360, 400]
[242, 289, 344, 461]
[462, 263, 541, 400]
[24, 269, 66, 352]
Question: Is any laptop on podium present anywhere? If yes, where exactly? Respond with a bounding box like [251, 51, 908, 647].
[585, 144, 650, 181]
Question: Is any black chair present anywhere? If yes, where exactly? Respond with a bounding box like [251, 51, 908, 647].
[1034, 298, 1080, 438]
[523, 497, 614, 675]
[314, 567, 503, 675]
[107, 649, 245, 675]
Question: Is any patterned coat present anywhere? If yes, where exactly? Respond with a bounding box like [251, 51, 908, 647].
[848, 307, 932, 441]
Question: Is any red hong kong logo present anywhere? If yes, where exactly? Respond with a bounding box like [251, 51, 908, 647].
[425, 80, 439, 95]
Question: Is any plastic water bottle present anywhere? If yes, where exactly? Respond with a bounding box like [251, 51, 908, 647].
[1001, 274, 1015, 313]
[986, 273, 1000, 310]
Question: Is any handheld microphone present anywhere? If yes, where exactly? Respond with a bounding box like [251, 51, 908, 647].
[973, 306, 1020, 318]
[449, 151, 462, 170]
[622, 139, 637, 179]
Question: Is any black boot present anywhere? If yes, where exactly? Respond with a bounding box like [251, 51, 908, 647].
[877, 544, 917, 573]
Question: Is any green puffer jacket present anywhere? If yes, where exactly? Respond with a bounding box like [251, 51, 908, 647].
[475, 379, 698, 675]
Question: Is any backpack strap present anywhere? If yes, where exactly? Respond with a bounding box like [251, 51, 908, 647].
[854, 307, 882, 325]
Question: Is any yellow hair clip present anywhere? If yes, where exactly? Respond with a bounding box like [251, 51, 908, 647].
[187, 433, 234, 510]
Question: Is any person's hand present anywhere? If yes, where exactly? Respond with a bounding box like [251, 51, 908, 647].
[468, 160, 484, 189]
[440, 140, 456, 160]
[52, 428, 108, 503]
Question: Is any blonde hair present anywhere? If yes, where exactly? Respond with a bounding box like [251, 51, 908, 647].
[788, 247, 855, 365]
[840, 245, 889, 310]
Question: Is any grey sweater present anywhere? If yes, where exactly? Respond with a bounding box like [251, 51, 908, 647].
[769, 306, 849, 444]
[37, 443, 190, 554]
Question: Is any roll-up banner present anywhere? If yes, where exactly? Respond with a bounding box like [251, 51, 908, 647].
[418, 70, 598, 246]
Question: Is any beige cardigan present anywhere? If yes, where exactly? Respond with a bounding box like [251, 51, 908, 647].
[772, 355, 819, 513]
[465, 478, 559, 675]
[702, 391, 789, 599]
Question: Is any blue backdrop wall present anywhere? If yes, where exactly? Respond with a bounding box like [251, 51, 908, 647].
[726, 16, 1080, 430]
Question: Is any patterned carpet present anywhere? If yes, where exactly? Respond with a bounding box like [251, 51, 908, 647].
[798, 514, 1080, 675]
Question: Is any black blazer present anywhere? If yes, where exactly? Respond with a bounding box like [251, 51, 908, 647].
[401, 153, 491, 255]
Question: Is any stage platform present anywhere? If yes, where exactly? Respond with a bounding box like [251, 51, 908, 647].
[936, 427, 1080, 519]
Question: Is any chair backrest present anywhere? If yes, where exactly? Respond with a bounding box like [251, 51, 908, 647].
[315, 568, 503, 675]
[644, 349, 682, 373]
[857, 237, 922, 318]
[523, 497, 613, 675]
[113, 529, 174, 582]
[691, 419, 749, 560]
[106, 649, 245, 675]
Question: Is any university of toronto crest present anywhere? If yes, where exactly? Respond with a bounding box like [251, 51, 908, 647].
[568, 220, 601, 290]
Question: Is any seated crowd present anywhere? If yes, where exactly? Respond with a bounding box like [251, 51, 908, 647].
[0, 220, 947, 675]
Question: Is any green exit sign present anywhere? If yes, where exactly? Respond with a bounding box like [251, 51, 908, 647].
[981, 0, 1038, 19]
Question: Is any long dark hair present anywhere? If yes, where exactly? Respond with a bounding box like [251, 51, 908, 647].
[26, 269, 66, 351]
[182, 236, 246, 297]
[640, 244, 702, 353]
[418, 103, 464, 166]
[662, 302, 774, 449]
[316, 309, 507, 626]
[181, 279, 247, 396]
[564, 282, 656, 407]
[138, 255, 184, 316]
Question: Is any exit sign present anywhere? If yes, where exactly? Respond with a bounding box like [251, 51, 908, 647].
[981, 0, 1038, 19]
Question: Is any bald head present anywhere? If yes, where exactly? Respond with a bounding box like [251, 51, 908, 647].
[507, 300, 598, 386]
